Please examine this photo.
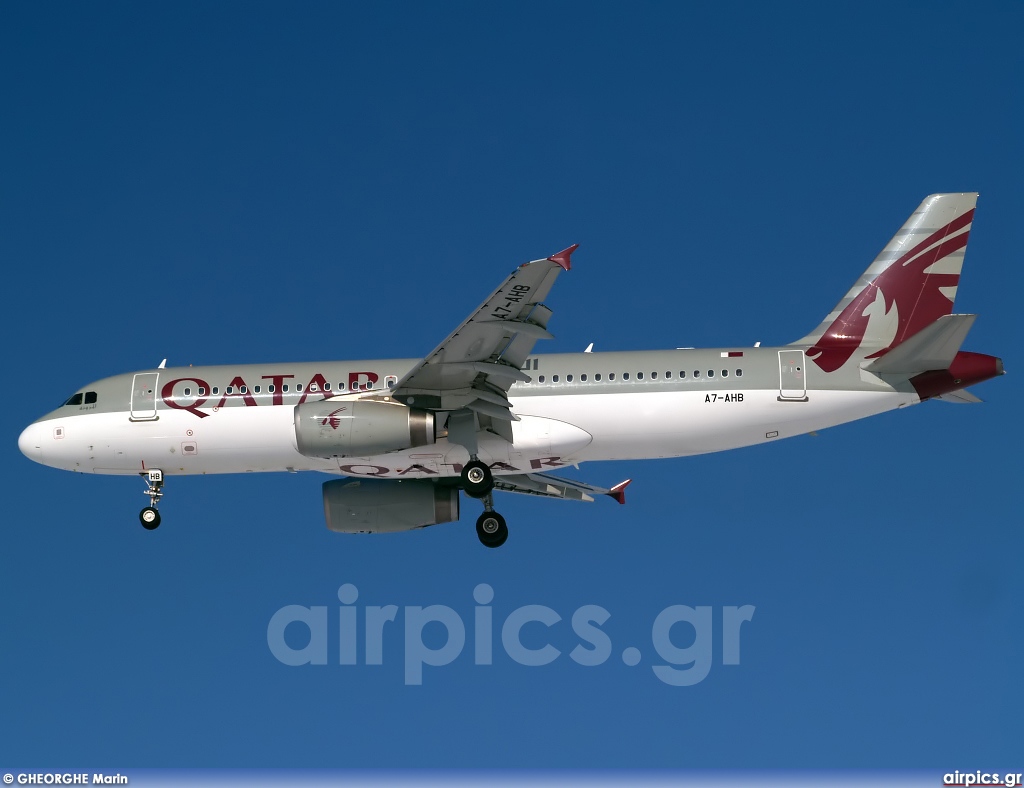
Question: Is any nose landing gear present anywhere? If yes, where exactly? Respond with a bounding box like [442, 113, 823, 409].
[139, 469, 164, 530]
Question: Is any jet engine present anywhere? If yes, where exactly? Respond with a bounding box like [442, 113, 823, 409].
[294, 399, 435, 458]
[322, 478, 460, 533]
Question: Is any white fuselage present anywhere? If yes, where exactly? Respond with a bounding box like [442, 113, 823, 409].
[20, 371, 917, 481]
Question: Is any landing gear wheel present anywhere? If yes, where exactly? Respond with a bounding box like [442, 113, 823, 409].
[476, 511, 508, 548]
[140, 507, 161, 530]
[139, 470, 165, 530]
[462, 460, 494, 498]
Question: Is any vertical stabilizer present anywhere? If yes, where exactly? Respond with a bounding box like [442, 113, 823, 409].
[795, 193, 977, 372]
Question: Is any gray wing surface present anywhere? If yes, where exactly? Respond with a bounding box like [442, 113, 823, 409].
[391, 246, 577, 441]
[494, 473, 632, 504]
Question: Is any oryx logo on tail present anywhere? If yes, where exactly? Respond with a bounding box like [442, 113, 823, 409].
[797, 193, 977, 372]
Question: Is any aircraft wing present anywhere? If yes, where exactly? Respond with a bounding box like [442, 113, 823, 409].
[390, 246, 578, 438]
[493, 473, 631, 504]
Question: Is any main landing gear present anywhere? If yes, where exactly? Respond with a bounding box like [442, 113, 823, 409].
[139, 469, 164, 530]
[475, 493, 508, 549]
[448, 411, 506, 548]
[461, 458, 494, 498]
[461, 459, 507, 548]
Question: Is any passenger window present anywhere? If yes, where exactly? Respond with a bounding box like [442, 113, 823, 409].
[693, 371, 701, 378]
[268, 385, 275, 393]
[581, 374, 588, 382]
[651, 371, 658, 379]
[283, 384, 289, 392]
[184, 388, 191, 397]
[296, 384, 303, 392]
[637, 372, 644, 380]
[567, 374, 574, 382]
[65, 393, 84, 406]
[623, 372, 630, 380]
[198, 387, 206, 396]
[722, 370, 729, 378]
[595, 373, 602, 381]
[666, 371, 672, 378]
[254, 385, 262, 393]
[226, 387, 234, 394]
[609, 373, 615, 380]
[707, 370, 715, 378]
[553, 375, 560, 383]
[240, 386, 248, 394]
[212, 387, 220, 395]
[84, 391, 97, 404]
[539, 375, 546, 383]
[736, 369, 743, 377]
[310, 384, 319, 392]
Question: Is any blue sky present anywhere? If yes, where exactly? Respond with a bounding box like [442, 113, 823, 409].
[2, 1, 1021, 772]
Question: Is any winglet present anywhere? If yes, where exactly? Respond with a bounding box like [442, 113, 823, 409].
[547, 244, 579, 271]
[607, 479, 632, 505]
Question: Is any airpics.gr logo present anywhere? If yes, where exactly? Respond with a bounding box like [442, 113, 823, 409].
[267, 584, 755, 686]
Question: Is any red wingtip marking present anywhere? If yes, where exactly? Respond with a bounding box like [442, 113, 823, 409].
[547, 244, 579, 271]
[607, 478, 632, 505]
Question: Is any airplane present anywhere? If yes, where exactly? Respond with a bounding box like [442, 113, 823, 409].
[18, 193, 1003, 547]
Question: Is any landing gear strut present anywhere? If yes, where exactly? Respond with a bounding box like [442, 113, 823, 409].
[475, 492, 508, 548]
[447, 409, 504, 546]
[139, 469, 164, 530]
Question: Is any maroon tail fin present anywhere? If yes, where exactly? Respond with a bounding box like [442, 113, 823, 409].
[795, 193, 978, 373]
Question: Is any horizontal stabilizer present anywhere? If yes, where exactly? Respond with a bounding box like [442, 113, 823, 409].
[935, 390, 983, 404]
[865, 314, 976, 375]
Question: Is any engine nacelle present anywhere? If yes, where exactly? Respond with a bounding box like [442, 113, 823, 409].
[294, 398, 435, 458]
[323, 478, 460, 533]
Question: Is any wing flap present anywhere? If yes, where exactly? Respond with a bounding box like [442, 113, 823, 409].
[467, 399, 519, 422]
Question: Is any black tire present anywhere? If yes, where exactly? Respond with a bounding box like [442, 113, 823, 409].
[476, 511, 508, 548]
[140, 507, 161, 530]
[461, 460, 494, 498]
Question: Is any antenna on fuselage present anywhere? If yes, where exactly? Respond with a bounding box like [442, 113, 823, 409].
[158, 359, 167, 369]
[584, 343, 594, 353]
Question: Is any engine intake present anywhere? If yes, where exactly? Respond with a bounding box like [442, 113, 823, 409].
[323, 478, 459, 533]
[294, 399, 435, 458]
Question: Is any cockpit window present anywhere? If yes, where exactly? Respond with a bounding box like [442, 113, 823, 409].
[64, 393, 84, 406]
[84, 391, 97, 404]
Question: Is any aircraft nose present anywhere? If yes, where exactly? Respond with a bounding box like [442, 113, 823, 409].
[18, 421, 45, 463]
